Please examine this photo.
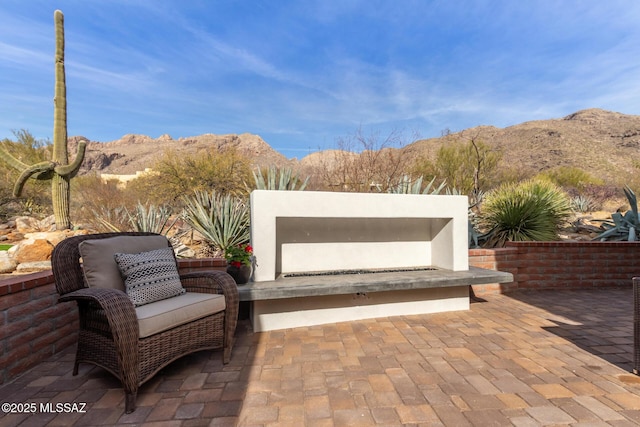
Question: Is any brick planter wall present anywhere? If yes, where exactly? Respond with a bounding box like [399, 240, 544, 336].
[469, 241, 640, 296]
[0, 258, 226, 385]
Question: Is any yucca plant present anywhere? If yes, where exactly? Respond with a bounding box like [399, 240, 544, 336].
[594, 185, 640, 241]
[182, 190, 250, 254]
[252, 166, 309, 191]
[478, 179, 571, 247]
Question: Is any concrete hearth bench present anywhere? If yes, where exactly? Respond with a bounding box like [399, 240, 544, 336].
[237, 266, 513, 332]
[245, 190, 513, 332]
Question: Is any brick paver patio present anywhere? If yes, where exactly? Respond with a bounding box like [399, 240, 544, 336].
[1, 288, 640, 426]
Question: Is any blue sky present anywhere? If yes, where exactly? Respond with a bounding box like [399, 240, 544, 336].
[1, 1, 640, 159]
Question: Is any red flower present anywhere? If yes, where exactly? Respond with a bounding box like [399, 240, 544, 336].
[245, 245, 253, 253]
[230, 260, 242, 268]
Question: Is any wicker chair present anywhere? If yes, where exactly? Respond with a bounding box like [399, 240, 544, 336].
[51, 232, 239, 413]
[634, 277, 640, 375]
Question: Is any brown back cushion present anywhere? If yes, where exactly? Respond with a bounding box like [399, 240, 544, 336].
[79, 235, 170, 291]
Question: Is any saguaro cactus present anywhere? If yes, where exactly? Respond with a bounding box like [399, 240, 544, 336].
[0, 10, 85, 230]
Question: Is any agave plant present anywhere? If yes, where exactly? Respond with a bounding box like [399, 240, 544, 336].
[594, 186, 640, 241]
[93, 203, 176, 234]
[182, 190, 250, 254]
[387, 175, 446, 194]
[570, 195, 597, 213]
[446, 187, 485, 248]
[478, 179, 571, 247]
[252, 166, 309, 191]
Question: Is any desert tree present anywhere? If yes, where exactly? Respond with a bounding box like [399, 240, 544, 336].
[312, 128, 419, 193]
[413, 130, 501, 197]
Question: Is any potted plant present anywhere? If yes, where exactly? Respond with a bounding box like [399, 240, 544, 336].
[224, 243, 253, 284]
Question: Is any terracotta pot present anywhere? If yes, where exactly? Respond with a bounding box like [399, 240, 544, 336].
[226, 264, 252, 285]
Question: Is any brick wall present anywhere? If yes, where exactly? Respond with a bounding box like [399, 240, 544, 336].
[469, 241, 640, 296]
[0, 258, 226, 386]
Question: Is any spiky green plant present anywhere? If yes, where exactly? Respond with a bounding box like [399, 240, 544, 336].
[182, 190, 250, 254]
[387, 175, 446, 194]
[0, 10, 85, 230]
[478, 179, 571, 247]
[127, 203, 176, 234]
[570, 195, 597, 213]
[446, 187, 484, 248]
[93, 203, 176, 234]
[252, 166, 309, 191]
[594, 186, 640, 241]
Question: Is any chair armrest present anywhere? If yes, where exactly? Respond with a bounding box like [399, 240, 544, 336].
[180, 271, 239, 359]
[180, 271, 239, 301]
[59, 287, 140, 379]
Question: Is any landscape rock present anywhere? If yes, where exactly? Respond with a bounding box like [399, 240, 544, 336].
[15, 216, 42, 233]
[38, 215, 56, 231]
[14, 239, 55, 263]
[0, 252, 17, 274]
[16, 261, 52, 273]
[24, 230, 81, 246]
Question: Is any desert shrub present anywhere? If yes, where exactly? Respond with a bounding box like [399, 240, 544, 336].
[536, 166, 603, 190]
[311, 128, 417, 192]
[132, 147, 252, 205]
[0, 130, 53, 218]
[71, 174, 142, 230]
[478, 179, 571, 247]
[412, 136, 501, 196]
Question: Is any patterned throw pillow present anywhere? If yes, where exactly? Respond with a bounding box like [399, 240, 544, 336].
[114, 247, 185, 306]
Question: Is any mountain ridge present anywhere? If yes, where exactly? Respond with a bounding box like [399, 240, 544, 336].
[74, 108, 640, 185]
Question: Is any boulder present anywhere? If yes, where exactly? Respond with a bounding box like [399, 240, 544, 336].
[16, 261, 52, 273]
[24, 230, 77, 246]
[14, 239, 55, 263]
[14, 216, 41, 233]
[0, 252, 17, 274]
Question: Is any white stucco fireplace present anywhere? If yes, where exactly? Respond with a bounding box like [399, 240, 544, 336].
[242, 190, 510, 331]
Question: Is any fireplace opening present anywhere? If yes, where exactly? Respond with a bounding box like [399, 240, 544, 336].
[282, 266, 438, 278]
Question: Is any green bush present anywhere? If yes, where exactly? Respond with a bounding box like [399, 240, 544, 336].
[131, 147, 253, 205]
[536, 166, 603, 190]
[412, 137, 500, 196]
[478, 179, 571, 247]
[0, 130, 53, 218]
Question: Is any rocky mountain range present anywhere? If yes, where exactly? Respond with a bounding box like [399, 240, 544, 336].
[72, 108, 640, 185]
[408, 108, 640, 184]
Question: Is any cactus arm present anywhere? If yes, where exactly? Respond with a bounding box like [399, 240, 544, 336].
[54, 140, 86, 177]
[0, 146, 30, 171]
[13, 161, 55, 197]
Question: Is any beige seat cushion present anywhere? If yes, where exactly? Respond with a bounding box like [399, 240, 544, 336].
[79, 235, 170, 291]
[135, 292, 226, 338]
